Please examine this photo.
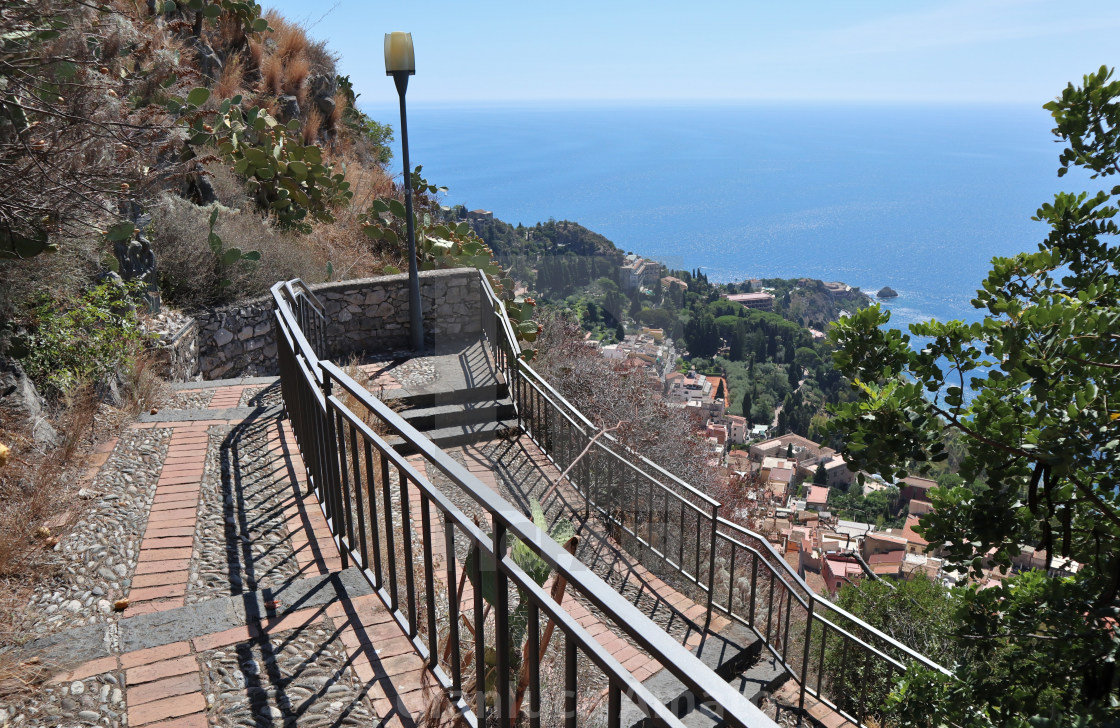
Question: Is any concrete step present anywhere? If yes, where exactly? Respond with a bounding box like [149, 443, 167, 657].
[620, 623, 790, 728]
[398, 398, 516, 432]
[389, 419, 519, 455]
[387, 382, 509, 409]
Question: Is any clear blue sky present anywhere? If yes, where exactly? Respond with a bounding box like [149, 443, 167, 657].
[261, 0, 1120, 106]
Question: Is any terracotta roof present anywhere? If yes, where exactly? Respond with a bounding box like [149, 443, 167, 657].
[824, 556, 862, 578]
[902, 475, 937, 491]
[769, 467, 794, 484]
[807, 485, 830, 504]
[901, 515, 928, 546]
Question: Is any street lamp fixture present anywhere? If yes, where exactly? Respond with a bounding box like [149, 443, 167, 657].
[385, 31, 423, 352]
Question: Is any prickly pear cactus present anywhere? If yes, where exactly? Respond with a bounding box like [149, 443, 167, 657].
[172, 89, 352, 234]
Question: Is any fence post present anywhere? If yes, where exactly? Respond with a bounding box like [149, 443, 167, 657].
[800, 599, 815, 715]
[319, 370, 348, 569]
[703, 504, 719, 635]
[492, 523, 513, 726]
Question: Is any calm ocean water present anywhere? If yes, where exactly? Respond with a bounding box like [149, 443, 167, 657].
[363, 102, 1097, 328]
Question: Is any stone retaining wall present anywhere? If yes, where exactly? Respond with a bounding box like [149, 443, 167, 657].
[190, 268, 482, 380]
[150, 319, 199, 381]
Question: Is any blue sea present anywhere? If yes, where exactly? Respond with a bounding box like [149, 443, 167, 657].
[363, 101, 1099, 329]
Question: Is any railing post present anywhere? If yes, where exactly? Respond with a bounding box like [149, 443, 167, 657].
[800, 598, 815, 715]
[492, 523, 513, 726]
[703, 503, 719, 635]
[320, 371, 348, 569]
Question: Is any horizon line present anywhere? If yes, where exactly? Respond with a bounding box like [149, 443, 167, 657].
[358, 97, 1054, 111]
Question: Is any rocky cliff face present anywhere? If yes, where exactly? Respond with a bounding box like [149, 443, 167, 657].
[782, 279, 873, 329]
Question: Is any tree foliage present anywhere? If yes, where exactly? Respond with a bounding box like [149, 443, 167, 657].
[827, 66, 1120, 726]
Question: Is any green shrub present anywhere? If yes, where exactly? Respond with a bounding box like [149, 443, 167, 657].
[150, 195, 328, 310]
[22, 281, 150, 397]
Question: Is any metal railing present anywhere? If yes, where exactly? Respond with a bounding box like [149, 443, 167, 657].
[476, 273, 954, 727]
[272, 279, 776, 728]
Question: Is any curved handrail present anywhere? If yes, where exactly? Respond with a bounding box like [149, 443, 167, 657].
[713, 515, 952, 676]
[270, 276, 777, 728]
[474, 270, 955, 724]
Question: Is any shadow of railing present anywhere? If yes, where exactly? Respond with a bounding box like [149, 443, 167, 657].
[272, 277, 777, 728]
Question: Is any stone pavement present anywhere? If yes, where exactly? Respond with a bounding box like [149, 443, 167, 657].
[7, 379, 449, 728]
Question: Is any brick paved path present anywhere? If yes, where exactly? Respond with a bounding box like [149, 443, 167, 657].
[23, 379, 448, 728]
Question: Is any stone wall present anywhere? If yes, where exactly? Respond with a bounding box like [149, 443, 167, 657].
[151, 319, 199, 381]
[191, 268, 482, 380]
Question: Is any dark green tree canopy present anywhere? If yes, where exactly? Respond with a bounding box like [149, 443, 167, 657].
[827, 66, 1120, 726]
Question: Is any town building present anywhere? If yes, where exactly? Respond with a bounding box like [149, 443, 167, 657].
[721, 292, 775, 311]
[620, 254, 664, 292]
[806, 485, 830, 511]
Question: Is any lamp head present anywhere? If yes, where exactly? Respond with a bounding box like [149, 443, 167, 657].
[384, 32, 415, 75]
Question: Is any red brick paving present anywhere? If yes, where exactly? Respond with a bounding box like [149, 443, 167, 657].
[51, 381, 741, 728]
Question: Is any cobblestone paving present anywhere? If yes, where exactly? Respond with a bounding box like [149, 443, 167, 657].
[200, 621, 376, 728]
[14, 378, 445, 728]
[0, 666, 126, 727]
[188, 418, 301, 604]
[164, 389, 215, 410]
[241, 382, 282, 409]
[25, 427, 172, 635]
[359, 354, 437, 391]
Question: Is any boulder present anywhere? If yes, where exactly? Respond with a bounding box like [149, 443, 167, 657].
[876, 286, 899, 298]
[0, 357, 58, 447]
[315, 94, 336, 118]
[277, 95, 300, 122]
[191, 38, 223, 81]
[308, 74, 337, 100]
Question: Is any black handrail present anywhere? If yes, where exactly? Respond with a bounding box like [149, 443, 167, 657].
[474, 271, 954, 726]
[271, 278, 777, 728]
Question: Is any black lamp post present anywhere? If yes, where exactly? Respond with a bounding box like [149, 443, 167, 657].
[385, 31, 424, 352]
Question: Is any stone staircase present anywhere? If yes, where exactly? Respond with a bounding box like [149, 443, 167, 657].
[387, 382, 517, 454]
[360, 336, 518, 455]
[622, 622, 790, 727]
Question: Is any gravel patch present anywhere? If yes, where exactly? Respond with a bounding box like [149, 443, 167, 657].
[360, 353, 438, 391]
[26, 427, 172, 637]
[241, 382, 282, 409]
[161, 388, 215, 410]
[0, 663, 125, 727]
[199, 620, 378, 727]
[188, 418, 301, 604]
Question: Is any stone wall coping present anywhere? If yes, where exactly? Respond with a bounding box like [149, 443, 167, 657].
[204, 268, 480, 316]
[157, 317, 198, 347]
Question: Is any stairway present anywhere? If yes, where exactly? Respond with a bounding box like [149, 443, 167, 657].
[368, 336, 519, 454]
[621, 623, 790, 727]
[386, 382, 518, 454]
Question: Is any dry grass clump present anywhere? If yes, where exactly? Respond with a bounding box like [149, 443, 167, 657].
[302, 108, 322, 145]
[271, 13, 308, 61]
[202, 160, 253, 210]
[247, 36, 264, 68]
[260, 52, 283, 94]
[0, 234, 102, 332]
[284, 53, 310, 96]
[329, 91, 346, 128]
[150, 194, 329, 311]
[216, 56, 245, 100]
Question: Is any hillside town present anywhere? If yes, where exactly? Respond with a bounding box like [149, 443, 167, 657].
[584, 263, 1082, 601]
